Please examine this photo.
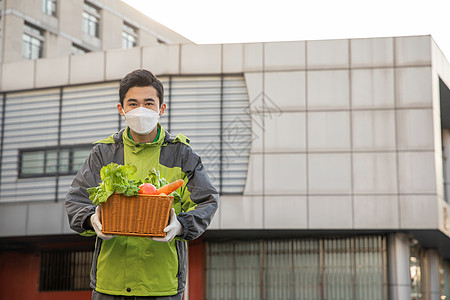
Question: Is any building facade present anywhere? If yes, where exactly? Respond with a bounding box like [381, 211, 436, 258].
[0, 19, 449, 300]
[0, 0, 192, 63]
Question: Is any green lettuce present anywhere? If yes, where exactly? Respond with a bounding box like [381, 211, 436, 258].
[87, 164, 183, 209]
[87, 163, 140, 205]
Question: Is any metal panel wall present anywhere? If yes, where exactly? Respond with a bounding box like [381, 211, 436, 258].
[60, 82, 120, 144]
[0, 75, 250, 204]
[169, 76, 222, 146]
[0, 94, 4, 196]
[168, 75, 250, 194]
[1, 89, 60, 203]
[221, 77, 251, 193]
[57, 82, 120, 201]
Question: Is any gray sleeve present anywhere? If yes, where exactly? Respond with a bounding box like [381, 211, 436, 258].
[65, 145, 103, 234]
[177, 152, 219, 241]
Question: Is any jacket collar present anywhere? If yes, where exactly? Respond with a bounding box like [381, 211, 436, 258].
[122, 125, 166, 154]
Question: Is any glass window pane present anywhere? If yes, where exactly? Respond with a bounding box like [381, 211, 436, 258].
[42, 0, 57, 16]
[122, 23, 137, 49]
[72, 148, 91, 171]
[58, 149, 70, 173]
[45, 150, 58, 173]
[21, 151, 44, 174]
[82, 12, 89, 33]
[22, 34, 31, 59]
[440, 259, 450, 299]
[410, 245, 424, 300]
[82, 3, 100, 37]
[22, 24, 44, 59]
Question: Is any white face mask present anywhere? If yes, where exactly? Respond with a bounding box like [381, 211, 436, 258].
[122, 107, 159, 135]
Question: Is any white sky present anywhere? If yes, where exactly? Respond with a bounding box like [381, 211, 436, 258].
[122, 0, 450, 60]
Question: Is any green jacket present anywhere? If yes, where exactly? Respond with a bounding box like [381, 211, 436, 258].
[65, 125, 219, 296]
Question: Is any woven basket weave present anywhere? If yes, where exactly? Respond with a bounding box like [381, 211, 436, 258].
[101, 193, 173, 237]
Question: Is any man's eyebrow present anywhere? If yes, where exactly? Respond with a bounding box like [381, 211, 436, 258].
[125, 98, 156, 103]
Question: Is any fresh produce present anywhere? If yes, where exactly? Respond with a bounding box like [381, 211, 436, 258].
[142, 168, 183, 212]
[156, 179, 184, 195]
[87, 163, 140, 205]
[138, 183, 157, 195]
[88, 164, 185, 208]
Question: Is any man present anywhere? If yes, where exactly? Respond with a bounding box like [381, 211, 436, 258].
[65, 69, 218, 299]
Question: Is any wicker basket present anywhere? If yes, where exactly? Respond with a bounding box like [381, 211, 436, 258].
[101, 193, 173, 237]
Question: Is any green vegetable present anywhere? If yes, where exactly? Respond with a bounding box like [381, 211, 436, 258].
[87, 164, 184, 210]
[87, 163, 140, 205]
[141, 168, 163, 188]
[143, 168, 182, 212]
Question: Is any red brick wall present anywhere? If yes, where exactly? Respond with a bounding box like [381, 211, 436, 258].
[0, 239, 206, 299]
[0, 251, 91, 300]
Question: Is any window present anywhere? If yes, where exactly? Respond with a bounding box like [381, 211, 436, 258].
[440, 78, 450, 203]
[122, 22, 137, 49]
[40, 250, 93, 291]
[19, 145, 92, 178]
[42, 0, 57, 17]
[207, 236, 388, 299]
[22, 23, 44, 59]
[440, 259, 450, 300]
[410, 244, 425, 300]
[71, 43, 89, 55]
[82, 2, 100, 38]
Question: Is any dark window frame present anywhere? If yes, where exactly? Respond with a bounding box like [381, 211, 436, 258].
[71, 43, 90, 55]
[82, 2, 100, 38]
[18, 144, 92, 178]
[22, 22, 44, 60]
[122, 22, 137, 49]
[39, 249, 93, 291]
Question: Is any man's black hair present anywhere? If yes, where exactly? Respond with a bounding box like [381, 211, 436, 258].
[119, 69, 164, 107]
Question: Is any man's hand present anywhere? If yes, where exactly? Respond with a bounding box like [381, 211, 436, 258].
[151, 208, 183, 242]
[90, 206, 115, 240]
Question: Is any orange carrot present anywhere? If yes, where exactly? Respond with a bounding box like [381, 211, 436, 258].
[157, 179, 184, 195]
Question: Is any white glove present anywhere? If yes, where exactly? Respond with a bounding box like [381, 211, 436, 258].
[151, 208, 183, 242]
[90, 206, 115, 240]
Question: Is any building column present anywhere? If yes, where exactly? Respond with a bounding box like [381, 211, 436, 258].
[387, 233, 412, 300]
[187, 239, 205, 300]
[427, 249, 441, 300]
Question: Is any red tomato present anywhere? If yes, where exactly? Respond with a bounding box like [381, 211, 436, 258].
[138, 183, 157, 195]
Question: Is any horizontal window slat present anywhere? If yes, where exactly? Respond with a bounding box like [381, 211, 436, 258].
[1, 75, 251, 201]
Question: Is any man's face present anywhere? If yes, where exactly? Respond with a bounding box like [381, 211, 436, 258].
[117, 86, 166, 116]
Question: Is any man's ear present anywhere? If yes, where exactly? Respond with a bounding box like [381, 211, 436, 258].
[159, 103, 167, 117]
[117, 104, 125, 116]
